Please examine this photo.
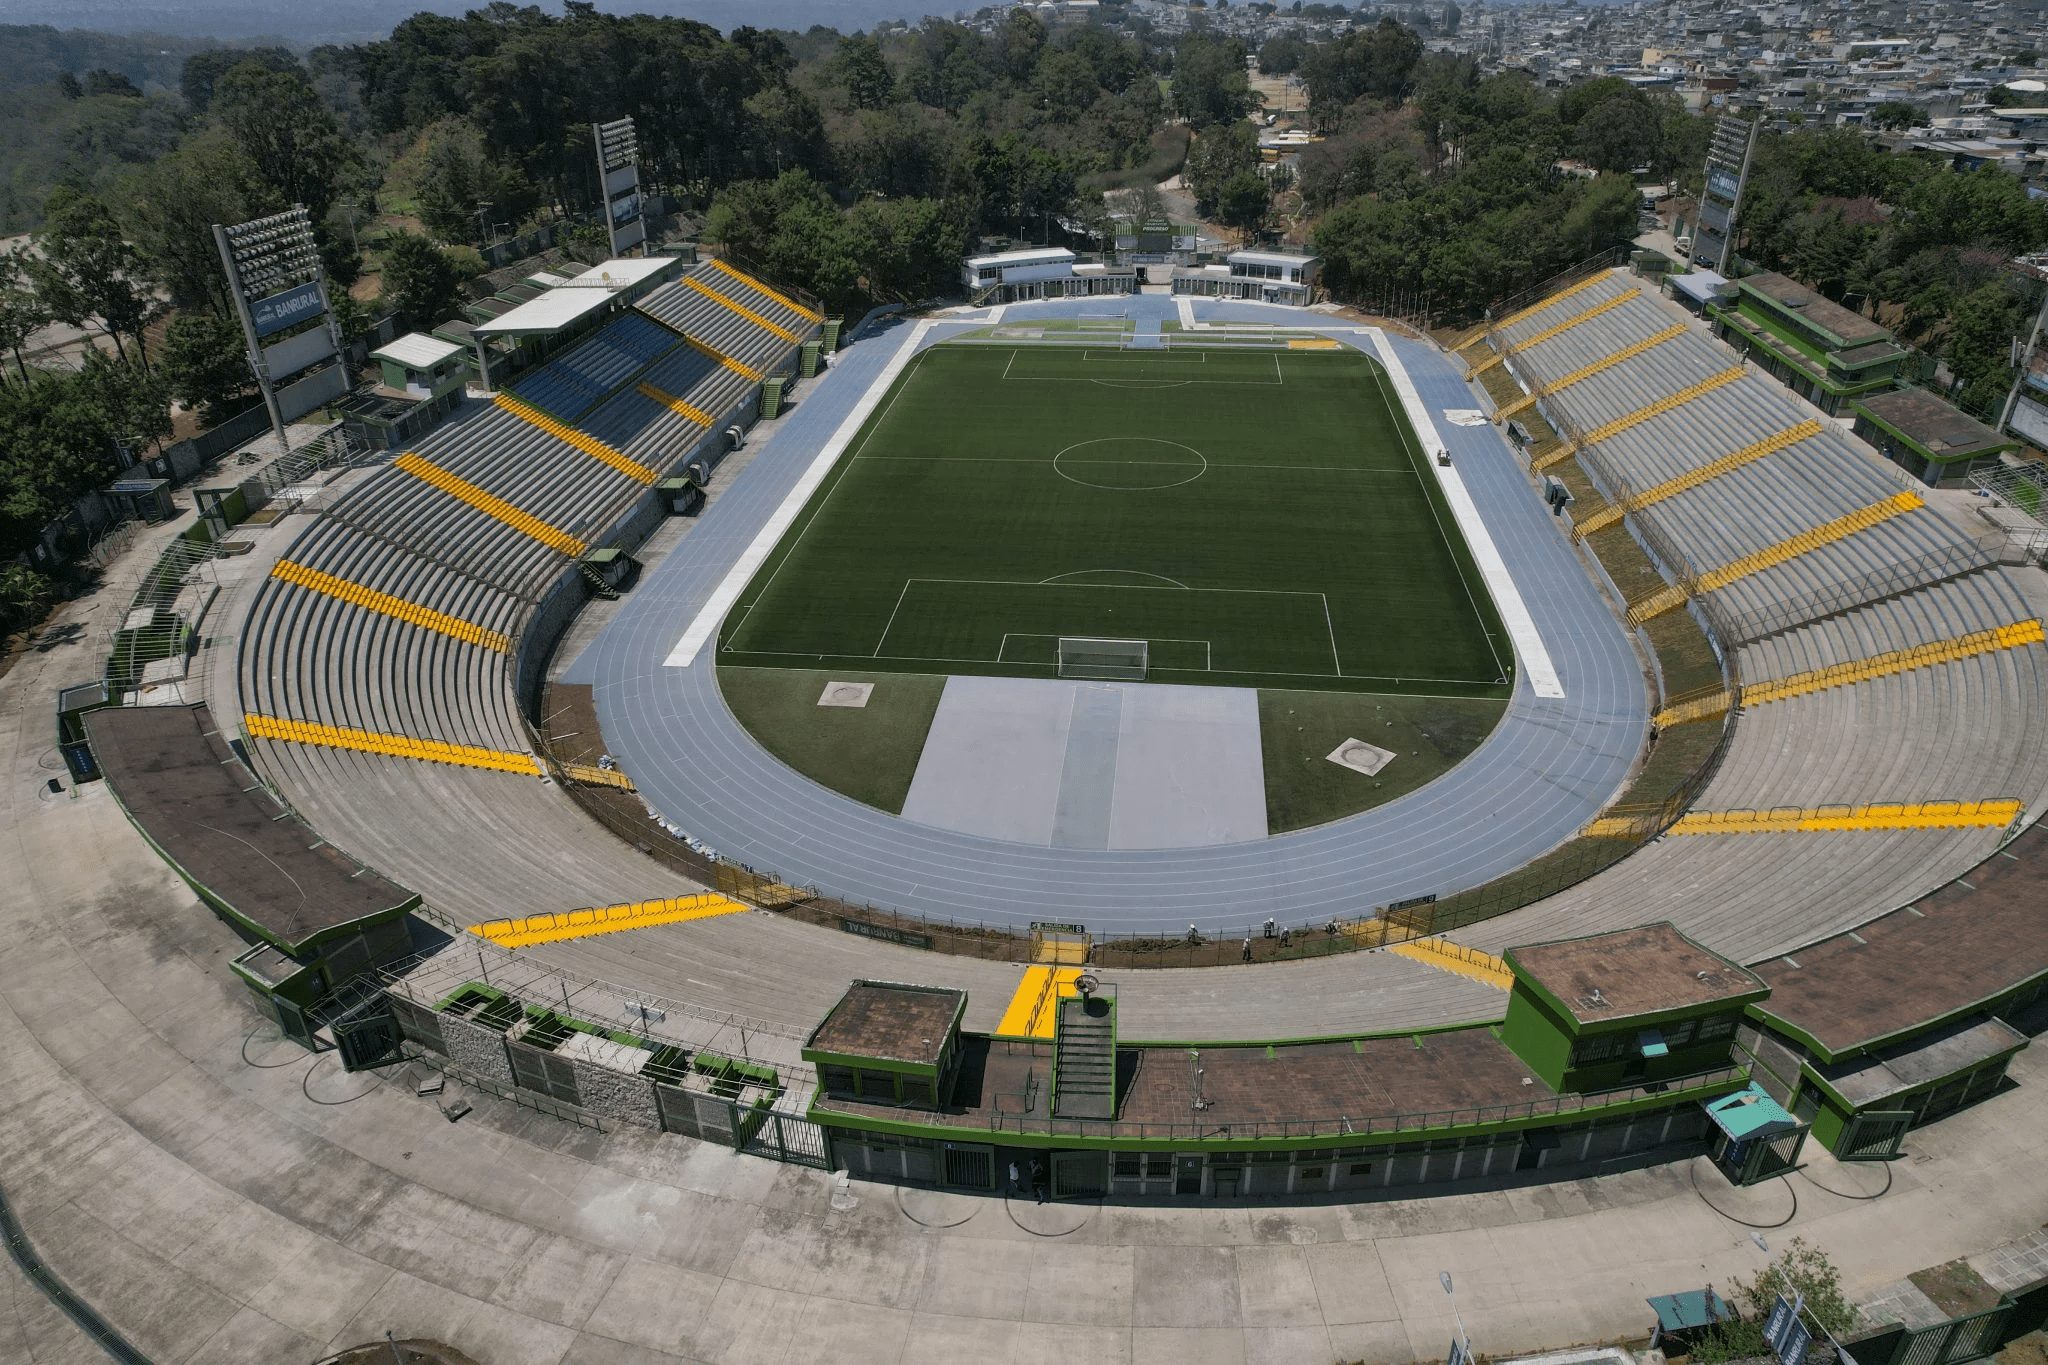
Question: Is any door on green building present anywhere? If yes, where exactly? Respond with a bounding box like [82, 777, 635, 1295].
[940, 1142, 996, 1191]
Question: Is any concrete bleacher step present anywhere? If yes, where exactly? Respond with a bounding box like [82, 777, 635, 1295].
[1051, 996, 1117, 1120]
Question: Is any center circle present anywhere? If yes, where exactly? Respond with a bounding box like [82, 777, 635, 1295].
[1052, 437, 1208, 491]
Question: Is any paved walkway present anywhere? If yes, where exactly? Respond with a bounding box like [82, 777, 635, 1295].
[5, 613, 2048, 1364]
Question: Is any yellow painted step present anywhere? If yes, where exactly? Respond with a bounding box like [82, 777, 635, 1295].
[1387, 937, 1514, 990]
[560, 762, 635, 792]
[1573, 417, 1817, 541]
[469, 893, 749, 948]
[1742, 619, 2047, 707]
[684, 275, 800, 344]
[271, 560, 510, 652]
[1496, 323, 1686, 420]
[393, 452, 587, 557]
[1494, 271, 1611, 333]
[494, 393, 658, 485]
[1467, 288, 1640, 380]
[637, 381, 714, 428]
[995, 966, 1085, 1039]
[1664, 800, 2022, 835]
[1625, 491, 1923, 626]
[244, 713, 544, 776]
[710, 257, 823, 323]
[681, 333, 763, 382]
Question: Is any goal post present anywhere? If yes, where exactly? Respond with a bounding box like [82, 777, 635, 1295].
[1058, 637, 1148, 681]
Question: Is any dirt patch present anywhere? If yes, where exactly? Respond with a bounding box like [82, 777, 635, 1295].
[1999, 1331, 2048, 1365]
[1909, 1260, 2003, 1318]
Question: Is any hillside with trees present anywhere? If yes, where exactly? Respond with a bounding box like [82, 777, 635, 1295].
[1, 4, 2045, 640]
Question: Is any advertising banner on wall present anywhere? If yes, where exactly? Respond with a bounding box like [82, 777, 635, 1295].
[251, 280, 327, 338]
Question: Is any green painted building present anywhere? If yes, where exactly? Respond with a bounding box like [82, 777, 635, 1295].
[796, 928, 1757, 1201]
[1708, 270, 1911, 414]
[1501, 924, 1770, 1093]
[1850, 386, 2018, 485]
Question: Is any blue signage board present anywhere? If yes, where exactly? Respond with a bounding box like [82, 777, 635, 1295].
[251, 280, 326, 338]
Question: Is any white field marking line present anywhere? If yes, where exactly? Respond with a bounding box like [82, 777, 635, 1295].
[896, 576, 1329, 598]
[853, 455, 1415, 476]
[731, 645, 1488, 686]
[873, 580, 916, 656]
[665, 318, 935, 668]
[1038, 569, 1190, 588]
[999, 632, 1213, 667]
[1366, 327, 1565, 700]
[1321, 593, 1343, 678]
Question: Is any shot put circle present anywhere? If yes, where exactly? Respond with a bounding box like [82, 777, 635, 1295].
[1052, 437, 1208, 491]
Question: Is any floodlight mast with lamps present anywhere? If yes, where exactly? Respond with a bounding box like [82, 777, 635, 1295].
[213, 205, 345, 454]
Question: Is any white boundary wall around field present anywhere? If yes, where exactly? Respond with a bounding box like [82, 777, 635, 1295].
[1367, 328, 1566, 700]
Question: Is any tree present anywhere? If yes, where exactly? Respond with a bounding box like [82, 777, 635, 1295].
[28, 190, 161, 368]
[1186, 121, 1261, 213]
[1946, 281, 2026, 416]
[117, 132, 279, 314]
[1869, 101, 1928, 131]
[0, 252, 48, 386]
[0, 353, 169, 563]
[1578, 94, 1660, 172]
[159, 310, 254, 426]
[1694, 1238, 1855, 1363]
[833, 35, 896, 111]
[1217, 171, 1271, 241]
[380, 233, 463, 326]
[386, 120, 539, 245]
[181, 46, 298, 116]
[1259, 30, 1310, 76]
[211, 60, 347, 219]
[85, 70, 143, 99]
[1172, 34, 1258, 128]
[1300, 20, 1424, 128]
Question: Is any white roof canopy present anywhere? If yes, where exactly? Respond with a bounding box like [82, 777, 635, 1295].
[370, 332, 466, 369]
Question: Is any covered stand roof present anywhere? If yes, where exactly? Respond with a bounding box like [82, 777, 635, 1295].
[1506, 923, 1768, 1027]
[372, 333, 466, 370]
[85, 704, 417, 953]
[1856, 387, 2015, 461]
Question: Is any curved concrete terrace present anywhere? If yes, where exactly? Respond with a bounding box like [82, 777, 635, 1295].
[4, 624, 2047, 1365]
[573, 297, 1648, 933]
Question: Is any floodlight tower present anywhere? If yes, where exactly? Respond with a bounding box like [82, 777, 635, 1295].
[214, 206, 346, 454]
[593, 117, 646, 257]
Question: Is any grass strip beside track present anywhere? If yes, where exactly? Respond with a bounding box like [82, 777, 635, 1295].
[1258, 689, 1507, 833]
[717, 667, 947, 814]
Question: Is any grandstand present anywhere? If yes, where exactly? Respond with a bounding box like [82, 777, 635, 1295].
[76, 271, 2042, 1203]
[236, 258, 818, 929]
[1461, 268, 2048, 962]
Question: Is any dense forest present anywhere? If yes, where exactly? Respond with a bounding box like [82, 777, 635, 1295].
[1, 4, 2045, 633]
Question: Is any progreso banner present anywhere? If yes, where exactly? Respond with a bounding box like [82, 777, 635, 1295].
[250, 280, 326, 339]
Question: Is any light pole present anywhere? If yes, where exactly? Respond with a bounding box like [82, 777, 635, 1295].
[1441, 1271, 1472, 1365]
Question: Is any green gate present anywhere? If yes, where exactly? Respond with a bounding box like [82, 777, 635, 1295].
[1896, 1305, 2010, 1365]
[1051, 1151, 1108, 1199]
[1839, 1110, 1913, 1161]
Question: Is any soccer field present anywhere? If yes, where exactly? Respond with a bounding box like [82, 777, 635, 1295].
[718, 343, 1512, 697]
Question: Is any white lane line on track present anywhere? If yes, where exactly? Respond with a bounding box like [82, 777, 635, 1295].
[664, 319, 936, 668]
[1366, 327, 1566, 700]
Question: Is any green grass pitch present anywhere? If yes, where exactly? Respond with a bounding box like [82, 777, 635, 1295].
[718, 343, 1513, 697]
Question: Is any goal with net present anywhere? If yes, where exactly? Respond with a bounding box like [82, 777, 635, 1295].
[1058, 637, 1148, 681]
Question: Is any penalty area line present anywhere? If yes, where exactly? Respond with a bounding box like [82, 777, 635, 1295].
[664, 319, 936, 668]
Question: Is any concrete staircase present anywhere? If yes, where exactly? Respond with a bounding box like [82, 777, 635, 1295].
[1052, 996, 1117, 1120]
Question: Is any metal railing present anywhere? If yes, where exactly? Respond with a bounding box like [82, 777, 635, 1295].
[813, 1066, 1746, 1143]
[103, 536, 227, 692]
